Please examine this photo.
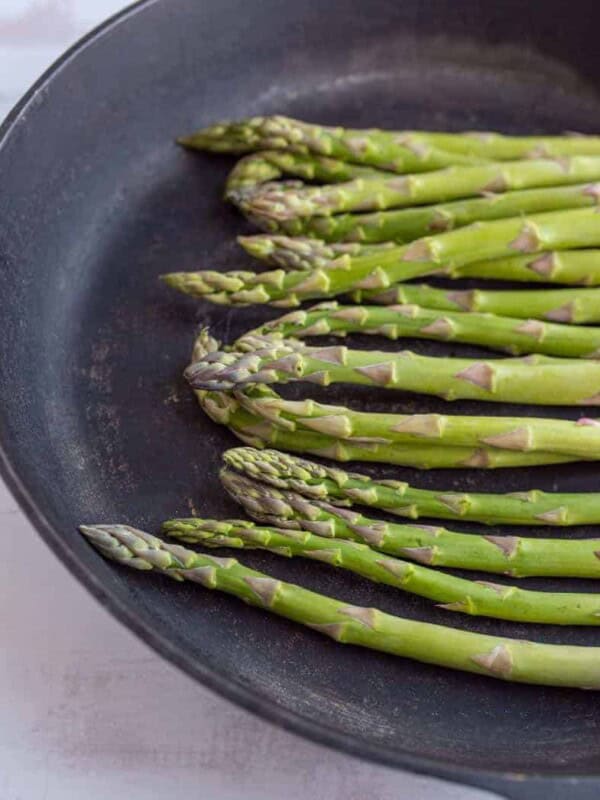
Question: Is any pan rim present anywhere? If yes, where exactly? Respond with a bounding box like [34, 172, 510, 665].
[0, 0, 595, 793]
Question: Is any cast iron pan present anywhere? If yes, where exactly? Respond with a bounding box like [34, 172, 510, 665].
[2, 1, 600, 796]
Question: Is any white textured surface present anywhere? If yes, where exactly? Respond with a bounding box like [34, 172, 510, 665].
[0, 3, 497, 798]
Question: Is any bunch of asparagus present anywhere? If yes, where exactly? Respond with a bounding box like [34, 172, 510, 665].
[166, 116, 600, 304]
[164, 116, 600, 468]
[80, 522, 600, 689]
[188, 322, 600, 469]
[81, 117, 600, 691]
[80, 444, 600, 688]
[164, 207, 600, 307]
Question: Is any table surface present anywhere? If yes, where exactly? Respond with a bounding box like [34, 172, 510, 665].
[0, 3, 499, 798]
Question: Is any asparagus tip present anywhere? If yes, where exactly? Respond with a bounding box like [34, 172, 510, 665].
[80, 523, 130, 542]
[79, 523, 121, 552]
[79, 523, 103, 538]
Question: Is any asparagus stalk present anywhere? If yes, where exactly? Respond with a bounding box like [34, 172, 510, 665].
[187, 335, 600, 406]
[230, 386, 600, 460]
[163, 516, 600, 625]
[223, 446, 600, 526]
[219, 470, 600, 579]
[201, 383, 571, 469]
[81, 522, 600, 689]
[240, 235, 600, 289]
[360, 284, 600, 324]
[180, 115, 487, 172]
[415, 130, 600, 161]
[242, 158, 600, 220]
[180, 115, 600, 168]
[452, 250, 600, 286]
[194, 333, 589, 469]
[232, 416, 573, 470]
[225, 150, 383, 204]
[246, 183, 600, 242]
[242, 300, 600, 358]
[236, 236, 600, 321]
[191, 333, 569, 468]
[162, 208, 600, 307]
[202, 387, 559, 468]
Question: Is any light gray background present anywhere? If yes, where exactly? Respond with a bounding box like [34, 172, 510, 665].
[0, 3, 497, 798]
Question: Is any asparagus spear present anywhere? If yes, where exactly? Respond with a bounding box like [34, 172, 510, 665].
[81, 522, 600, 689]
[205, 389, 562, 468]
[219, 470, 600, 579]
[225, 150, 383, 204]
[163, 516, 600, 625]
[201, 382, 570, 469]
[192, 332, 568, 468]
[180, 115, 487, 172]
[240, 235, 600, 289]
[242, 158, 600, 220]
[187, 335, 600, 406]
[230, 386, 600, 460]
[236, 236, 600, 321]
[223, 446, 600, 526]
[414, 130, 600, 161]
[360, 284, 600, 324]
[241, 300, 600, 358]
[180, 115, 600, 169]
[245, 182, 600, 241]
[162, 208, 600, 307]
[232, 413, 573, 469]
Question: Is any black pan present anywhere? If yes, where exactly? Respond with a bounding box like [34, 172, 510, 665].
[2, 1, 600, 797]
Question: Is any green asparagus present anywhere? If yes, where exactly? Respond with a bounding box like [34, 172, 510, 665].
[245, 182, 600, 242]
[242, 158, 600, 220]
[187, 335, 600, 406]
[80, 522, 600, 689]
[360, 283, 600, 324]
[162, 207, 600, 307]
[230, 386, 600, 460]
[240, 235, 600, 288]
[201, 385, 551, 469]
[191, 332, 570, 469]
[225, 150, 383, 204]
[220, 470, 600, 578]
[242, 300, 600, 358]
[201, 385, 571, 470]
[236, 237, 600, 321]
[180, 115, 600, 170]
[238, 235, 387, 271]
[179, 115, 487, 172]
[163, 516, 600, 625]
[223, 446, 600, 525]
